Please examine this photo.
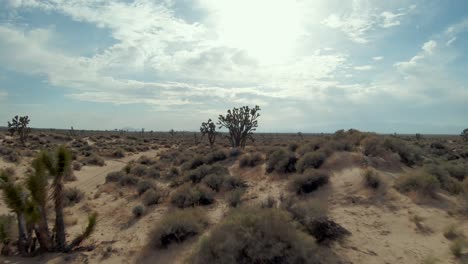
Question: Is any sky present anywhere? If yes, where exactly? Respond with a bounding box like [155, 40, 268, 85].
[0, 0, 467, 134]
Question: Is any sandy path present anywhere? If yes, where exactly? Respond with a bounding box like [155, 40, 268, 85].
[68, 149, 160, 195]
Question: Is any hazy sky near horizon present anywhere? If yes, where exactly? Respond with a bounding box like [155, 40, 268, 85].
[0, 0, 467, 133]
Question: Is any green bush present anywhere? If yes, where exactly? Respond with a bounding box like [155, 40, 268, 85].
[289, 170, 329, 195]
[363, 168, 383, 189]
[204, 150, 227, 164]
[239, 152, 263, 168]
[105, 171, 125, 183]
[130, 164, 147, 177]
[119, 175, 139, 186]
[296, 151, 327, 173]
[191, 208, 317, 264]
[171, 185, 214, 208]
[149, 209, 208, 248]
[137, 180, 154, 196]
[395, 171, 440, 197]
[142, 189, 162, 206]
[146, 165, 161, 179]
[132, 205, 145, 218]
[63, 187, 84, 207]
[424, 164, 463, 195]
[266, 149, 297, 173]
[185, 164, 228, 184]
[226, 189, 244, 208]
[184, 155, 205, 170]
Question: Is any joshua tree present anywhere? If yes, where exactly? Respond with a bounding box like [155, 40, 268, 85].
[217, 105, 260, 148]
[297, 132, 304, 140]
[200, 119, 217, 147]
[7, 115, 30, 144]
[38, 146, 70, 251]
[462, 129, 468, 141]
[169, 129, 176, 137]
[0, 172, 29, 255]
[0, 146, 97, 255]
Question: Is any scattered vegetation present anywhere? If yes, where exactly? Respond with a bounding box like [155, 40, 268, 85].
[289, 170, 329, 195]
[396, 171, 440, 198]
[266, 148, 297, 173]
[239, 152, 263, 167]
[191, 208, 318, 264]
[171, 185, 214, 208]
[148, 209, 208, 248]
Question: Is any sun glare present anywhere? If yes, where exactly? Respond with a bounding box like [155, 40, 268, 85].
[206, 0, 304, 64]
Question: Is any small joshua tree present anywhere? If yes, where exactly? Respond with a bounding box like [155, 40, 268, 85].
[200, 119, 217, 147]
[461, 129, 468, 142]
[218, 105, 260, 148]
[7, 115, 30, 143]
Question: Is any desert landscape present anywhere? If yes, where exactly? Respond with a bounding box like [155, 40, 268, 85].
[0, 109, 467, 264]
[1, 1, 467, 263]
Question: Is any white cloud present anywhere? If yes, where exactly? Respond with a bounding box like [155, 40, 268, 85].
[380, 11, 403, 28]
[372, 56, 384, 61]
[422, 40, 437, 54]
[354, 65, 373, 71]
[322, 1, 413, 43]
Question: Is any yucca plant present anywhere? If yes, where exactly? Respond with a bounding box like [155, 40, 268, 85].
[37, 145, 71, 251]
[65, 212, 98, 252]
[0, 171, 29, 255]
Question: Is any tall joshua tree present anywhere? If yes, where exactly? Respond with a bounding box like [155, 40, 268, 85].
[7, 115, 30, 144]
[218, 105, 260, 148]
[38, 145, 70, 251]
[200, 119, 217, 147]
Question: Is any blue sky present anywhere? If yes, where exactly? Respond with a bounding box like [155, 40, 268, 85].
[0, 0, 467, 134]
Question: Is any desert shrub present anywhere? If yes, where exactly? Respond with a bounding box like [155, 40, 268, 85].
[148, 209, 208, 249]
[204, 150, 227, 164]
[112, 148, 125, 158]
[450, 239, 465, 258]
[444, 163, 467, 181]
[106, 171, 125, 183]
[425, 164, 463, 195]
[184, 155, 205, 170]
[138, 155, 155, 165]
[296, 139, 323, 156]
[4, 151, 20, 163]
[395, 171, 440, 197]
[185, 164, 228, 184]
[266, 149, 297, 173]
[226, 189, 245, 208]
[325, 139, 353, 152]
[72, 161, 82, 171]
[132, 205, 145, 218]
[146, 165, 161, 179]
[142, 189, 162, 206]
[229, 148, 242, 157]
[82, 153, 105, 166]
[202, 174, 224, 192]
[239, 152, 263, 168]
[444, 224, 463, 240]
[137, 180, 154, 196]
[361, 136, 386, 157]
[119, 175, 139, 186]
[289, 170, 329, 195]
[171, 185, 214, 208]
[130, 164, 148, 177]
[165, 167, 180, 179]
[384, 138, 423, 166]
[222, 176, 247, 191]
[191, 208, 317, 264]
[296, 151, 327, 173]
[63, 187, 84, 207]
[288, 142, 299, 152]
[362, 168, 383, 189]
[430, 142, 446, 150]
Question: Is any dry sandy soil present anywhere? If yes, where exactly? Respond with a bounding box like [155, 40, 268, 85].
[0, 133, 467, 264]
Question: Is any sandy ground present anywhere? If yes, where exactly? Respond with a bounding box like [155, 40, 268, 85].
[1, 151, 467, 264]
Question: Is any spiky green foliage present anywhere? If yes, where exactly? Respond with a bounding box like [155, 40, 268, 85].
[7, 115, 31, 143]
[65, 212, 98, 252]
[217, 105, 260, 148]
[200, 119, 217, 147]
[461, 128, 468, 141]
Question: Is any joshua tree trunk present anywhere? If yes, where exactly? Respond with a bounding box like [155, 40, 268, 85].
[16, 212, 28, 256]
[35, 207, 51, 251]
[54, 184, 65, 251]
